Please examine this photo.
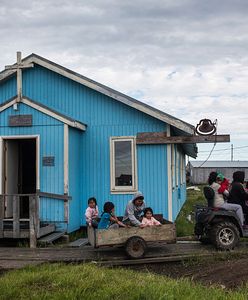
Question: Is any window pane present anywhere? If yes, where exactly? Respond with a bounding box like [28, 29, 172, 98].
[114, 141, 132, 186]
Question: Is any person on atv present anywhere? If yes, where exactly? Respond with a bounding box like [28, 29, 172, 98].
[208, 171, 244, 225]
[228, 171, 248, 223]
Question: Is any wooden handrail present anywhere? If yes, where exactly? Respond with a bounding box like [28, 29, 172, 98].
[38, 192, 71, 201]
[0, 192, 71, 201]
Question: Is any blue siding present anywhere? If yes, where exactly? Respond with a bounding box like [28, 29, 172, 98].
[0, 75, 16, 103]
[81, 123, 167, 221]
[0, 63, 189, 231]
[137, 145, 168, 219]
[172, 146, 187, 221]
[0, 103, 65, 223]
[68, 127, 84, 232]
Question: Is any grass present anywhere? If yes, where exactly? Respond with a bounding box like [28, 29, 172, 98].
[176, 186, 206, 237]
[1, 263, 248, 299]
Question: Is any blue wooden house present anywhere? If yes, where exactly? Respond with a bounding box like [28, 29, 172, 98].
[0, 52, 197, 244]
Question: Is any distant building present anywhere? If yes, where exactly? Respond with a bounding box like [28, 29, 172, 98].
[187, 161, 248, 184]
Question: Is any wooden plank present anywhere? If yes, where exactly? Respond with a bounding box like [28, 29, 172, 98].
[38, 191, 71, 201]
[13, 195, 20, 238]
[4, 230, 29, 238]
[69, 238, 89, 248]
[64, 200, 69, 223]
[87, 226, 96, 247]
[29, 196, 37, 248]
[137, 132, 167, 139]
[136, 133, 230, 145]
[95, 224, 176, 247]
[39, 224, 56, 237]
[34, 195, 40, 238]
[38, 231, 66, 244]
[0, 195, 4, 238]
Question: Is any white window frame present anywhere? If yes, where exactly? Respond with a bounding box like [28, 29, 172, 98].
[110, 136, 137, 193]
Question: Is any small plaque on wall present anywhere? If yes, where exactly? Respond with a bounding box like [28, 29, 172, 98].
[42, 156, 55, 166]
[9, 115, 33, 127]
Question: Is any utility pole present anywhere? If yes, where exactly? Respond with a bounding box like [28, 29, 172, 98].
[231, 144, 233, 161]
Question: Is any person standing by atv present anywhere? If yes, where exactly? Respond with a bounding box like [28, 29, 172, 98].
[208, 172, 244, 225]
[229, 171, 248, 222]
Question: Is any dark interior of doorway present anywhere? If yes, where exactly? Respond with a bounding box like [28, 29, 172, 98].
[19, 139, 36, 218]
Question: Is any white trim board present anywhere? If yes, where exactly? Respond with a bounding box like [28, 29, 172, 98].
[167, 125, 173, 222]
[0, 96, 86, 131]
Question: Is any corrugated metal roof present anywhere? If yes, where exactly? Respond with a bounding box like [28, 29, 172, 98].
[189, 161, 248, 168]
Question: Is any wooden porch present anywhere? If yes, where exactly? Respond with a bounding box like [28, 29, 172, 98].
[0, 192, 70, 248]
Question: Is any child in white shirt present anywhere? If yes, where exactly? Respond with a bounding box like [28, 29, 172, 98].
[85, 197, 99, 228]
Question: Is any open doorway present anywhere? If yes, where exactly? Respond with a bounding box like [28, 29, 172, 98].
[3, 138, 37, 218]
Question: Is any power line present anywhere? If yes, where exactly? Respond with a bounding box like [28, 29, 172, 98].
[198, 145, 248, 153]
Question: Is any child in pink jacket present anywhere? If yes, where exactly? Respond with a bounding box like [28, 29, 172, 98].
[85, 197, 99, 228]
[141, 207, 161, 226]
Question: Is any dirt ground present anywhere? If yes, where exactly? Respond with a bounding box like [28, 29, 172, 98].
[128, 257, 248, 289]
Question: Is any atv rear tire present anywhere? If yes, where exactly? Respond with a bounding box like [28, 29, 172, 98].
[210, 221, 239, 250]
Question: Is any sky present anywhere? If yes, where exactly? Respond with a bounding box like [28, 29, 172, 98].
[0, 0, 247, 161]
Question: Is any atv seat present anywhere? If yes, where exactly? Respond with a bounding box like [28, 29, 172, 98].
[203, 186, 215, 208]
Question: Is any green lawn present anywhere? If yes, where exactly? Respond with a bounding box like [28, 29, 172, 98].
[176, 186, 206, 237]
[0, 263, 248, 300]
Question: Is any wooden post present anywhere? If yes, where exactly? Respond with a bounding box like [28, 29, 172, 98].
[29, 195, 37, 248]
[0, 195, 4, 238]
[13, 195, 20, 238]
[64, 200, 69, 223]
[35, 195, 40, 239]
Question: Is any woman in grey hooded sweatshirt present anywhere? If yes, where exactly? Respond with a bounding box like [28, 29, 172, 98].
[122, 191, 146, 227]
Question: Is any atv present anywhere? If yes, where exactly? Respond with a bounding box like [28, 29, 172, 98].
[194, 186, 247, 250]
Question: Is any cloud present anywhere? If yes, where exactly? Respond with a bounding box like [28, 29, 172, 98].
[0, 0, 248, 160]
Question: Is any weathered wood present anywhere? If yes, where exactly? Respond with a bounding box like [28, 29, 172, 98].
[136, 133, 230, 145]
[64, 200, 69, 223]
[137, 132, 167, 139]
[87, 227, 96, 247]
[38, 191, 71, 201]
[13, 196, 20, 238]
[69, 238, 88, 248]
[0, 195, 4, 238]
[29, 196, 37, 248]
[39, 224, 56, 237]
[5, 52, 34, 102]
[34, 195, 40, 238]
[92, 224, 176, 247]
[38, 231, 66, 244]
[3, 230, 30, 238]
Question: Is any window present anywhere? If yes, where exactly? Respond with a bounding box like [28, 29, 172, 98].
[110, 137, 137, 192]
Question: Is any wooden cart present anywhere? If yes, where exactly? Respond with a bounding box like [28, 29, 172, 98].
[88, 223, 176, 258]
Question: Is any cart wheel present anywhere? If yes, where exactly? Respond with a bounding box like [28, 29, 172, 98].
[125, 236, 147, 259]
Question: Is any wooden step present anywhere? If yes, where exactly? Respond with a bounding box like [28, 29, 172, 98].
[68, 238, 88, 248]
[38, 231, 66, 244]
[38, 224, 56, 238]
